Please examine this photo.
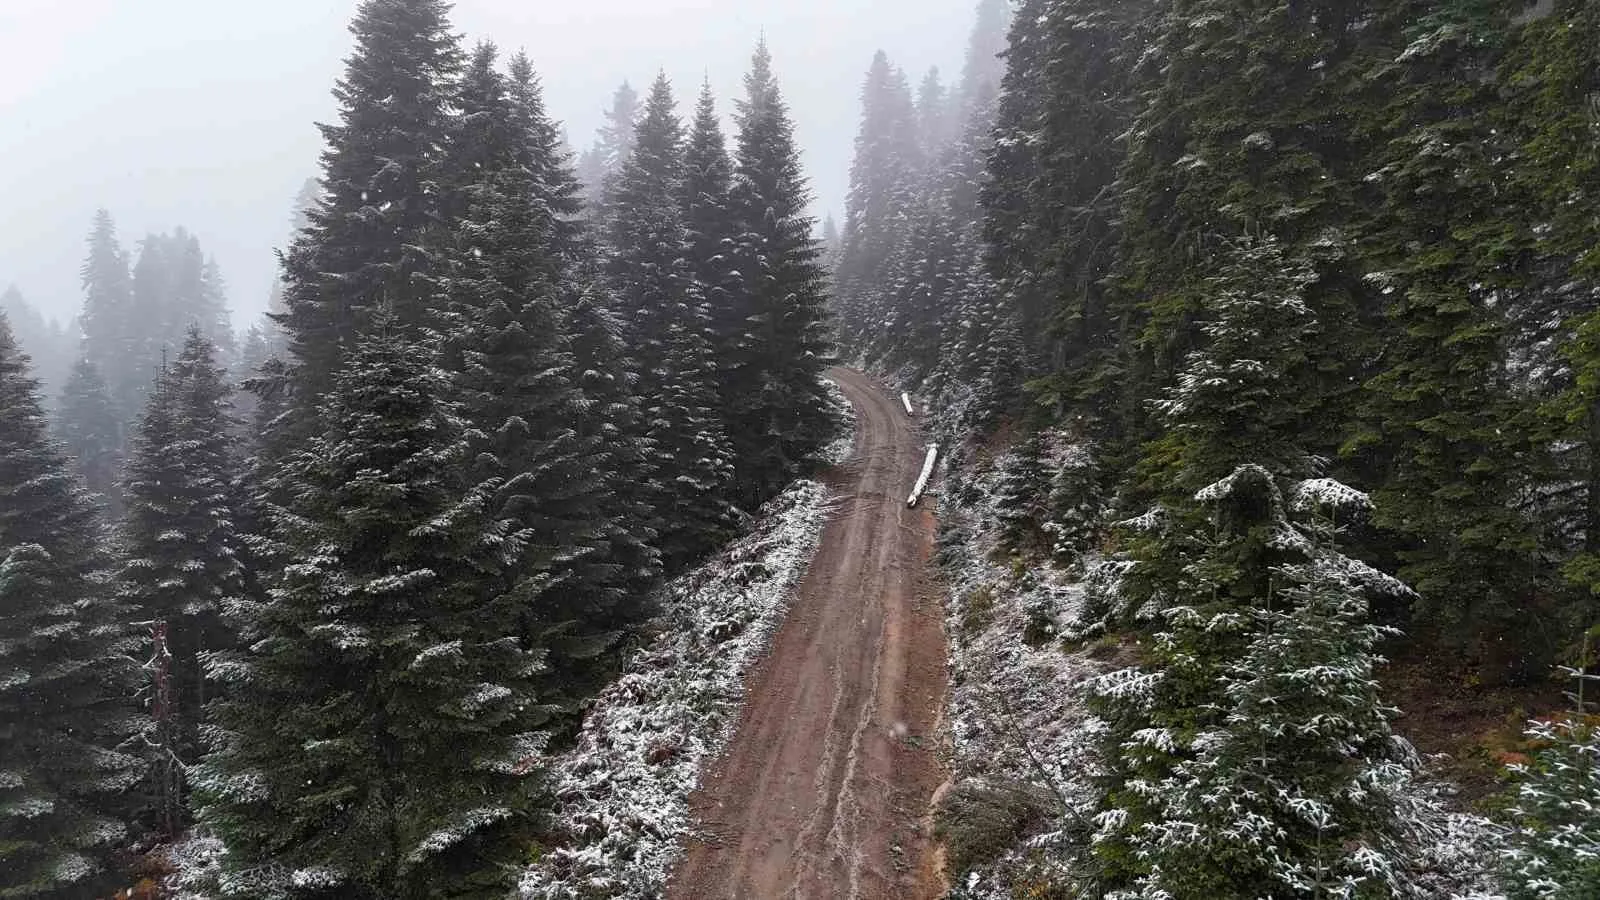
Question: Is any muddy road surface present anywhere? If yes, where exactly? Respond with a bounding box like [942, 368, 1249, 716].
[668, 367, 949, 900]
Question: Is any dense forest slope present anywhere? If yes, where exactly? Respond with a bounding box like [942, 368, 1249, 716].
[6, 0, 1600, 896]
[1, 0, 837, 895]
[833, 0, 1600, 896]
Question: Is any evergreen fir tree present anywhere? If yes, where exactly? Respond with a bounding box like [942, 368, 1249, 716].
[0, 311, 142, 899]
[1086, 236, 1410, 894]
[607, 73, 737, 569]
[1045, 441, 1101, 566]
[277, 0, 464, 405]
[106, 228, 236, 430]
[1090, 466, 1413, 897]
[682, 80, 744, 416]
[873, 180, 960, 378]
[1503, 0, 1600, 667]
[55, 356, 124, 511]
[507, 51, 591, 273]
[835, 51, 920, 357]
[994, 433, 1049, 555]
[116, 327, 244, 836]
[77, 209, 138, 424]
[195, 323, 548, 899]
[725, 40, 836, 506]
[442, 42, 516, 226]
[820, 214, 843, 274]
[231, 325, 272, 429]
[1347, 0, 1545, 680]
[577, 80, 640, 219]
[510, 54, 662, 685]
[957, 0, 1011, 111]
[559, 288, 664, 663]
[153, 229, 235, 360]
[126, 234, 173, 415]
[1104, 475, 1410, 898]
[443, 43, 659, 715]
[263, 178, 322, 360]
[1142, 238, 1326, 495]
[929, 85, 1014, 419]
[914, 67, 953, 161]
[981, 0, 1154, 435]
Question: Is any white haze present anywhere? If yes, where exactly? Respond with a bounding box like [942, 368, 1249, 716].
[0, 0, 977, 325]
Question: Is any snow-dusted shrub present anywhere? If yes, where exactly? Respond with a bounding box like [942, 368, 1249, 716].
[935, 777, 1059, 875]
[1088, 467, 1419, 897]
[1043, 441, 1102, 567]
[1501, 706, 1600, 898]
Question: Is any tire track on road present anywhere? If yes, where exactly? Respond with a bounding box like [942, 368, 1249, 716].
[668, 367, 948, 900]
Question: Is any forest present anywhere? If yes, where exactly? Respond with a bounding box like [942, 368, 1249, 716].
[833, 0, 1600, 895]
[2, 0, 832, 894]
[2, 0, 1599, 897]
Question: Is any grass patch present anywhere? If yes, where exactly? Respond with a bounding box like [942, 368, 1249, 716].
[960, 584, 997, 635]
[934, 777, 1057, 875]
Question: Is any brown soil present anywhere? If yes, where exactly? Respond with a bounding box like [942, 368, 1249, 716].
[667, 368, 949, 900]
[1381, 651, 1566, 804]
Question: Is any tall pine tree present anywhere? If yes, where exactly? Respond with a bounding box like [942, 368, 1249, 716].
[443, 43, 659, 715]
[724, 41, 836, 506]
[577, 80, 640, 219]
[508, 51, 591, 275]
[116, 328, 244, 836]
[55, 356, 124, 511]
[835, 51, 920, 357]
[277, 0, 464, 406]
[77, 210, 139, 425]
[0, 311, 142, 899]
[196, 323, 548, 899]
[683, 80, 743, 406]
[607, 73, 737, 569]
[1346, 0, 1545, 680]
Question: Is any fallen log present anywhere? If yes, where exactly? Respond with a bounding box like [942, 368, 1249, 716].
[908, 445, 938, 508]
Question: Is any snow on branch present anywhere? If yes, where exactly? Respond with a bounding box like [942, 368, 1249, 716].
[406, 807, 514, 862]
[1194, 463, 1275, 504]
[1290, 477, 1372, 515]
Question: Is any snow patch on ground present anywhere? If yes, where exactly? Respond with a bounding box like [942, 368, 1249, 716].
[519, 479, 831, 899]
[1401, 774, 1507, 898]
[821, 374, 857, 466]
[937, 447, 1110, 896]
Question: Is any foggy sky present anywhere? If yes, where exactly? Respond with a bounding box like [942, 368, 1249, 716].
[0, 0, 979, 327]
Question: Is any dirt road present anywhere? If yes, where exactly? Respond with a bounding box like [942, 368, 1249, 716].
[668, 368, 948, 900]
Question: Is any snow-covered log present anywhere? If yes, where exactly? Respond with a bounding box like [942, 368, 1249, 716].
[908, 445, 938, 508]
[901, 392, 916, 416]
